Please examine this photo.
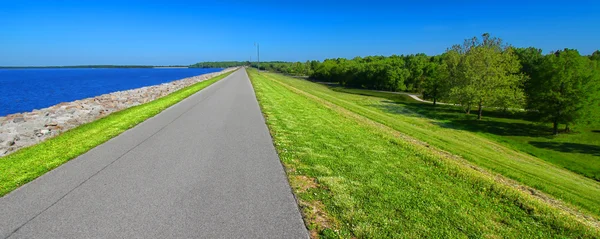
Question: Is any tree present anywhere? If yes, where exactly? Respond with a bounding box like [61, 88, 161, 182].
[304, 60, 313, 76]
[189, 61, 248, 68]
[310, 56, 409, 91]
[421, 56, 450, 105]
[309, 60, 320, 74]
[590, 50, 600, 61]
[514, 47, 543, 90]
[292, 62, 305, 75]
[446, 33, 524, 119]
[405, 54, 429, 92]
[527, 49, 600, 134]
[312, 59, 337, 82]
[514, 47, 544, 76]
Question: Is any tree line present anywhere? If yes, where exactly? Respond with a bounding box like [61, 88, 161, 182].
[254, 34, 600, 135]
[0, 65, 180, 69]
[189, 61, 250, 68]
[188, 61, 318, 74]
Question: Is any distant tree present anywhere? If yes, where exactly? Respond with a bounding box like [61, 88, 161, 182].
[421, 56, 450, 105]
[446, 48, 476, 114]
[446, 33, 524, 119]
[515, 48, 544, 73]
[189, 61, 247, 68]
[514, 47, 543, 83]
[405, 54, 429, 92]
[303, 60, 313, 76]
[292, 62, 304, 75]
[590, 50, 600, 61]
[527, 49, 600, 134]
[309, 60, 320, 73]
[311, 56, 410, 91]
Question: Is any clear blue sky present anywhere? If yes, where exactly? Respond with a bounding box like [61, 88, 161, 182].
[1, 0, 598, 66]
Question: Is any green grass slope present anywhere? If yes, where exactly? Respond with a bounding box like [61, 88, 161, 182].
[257, 71, 600, 219]
[248, 69, 599, 238]
[333, 87, 600, 182]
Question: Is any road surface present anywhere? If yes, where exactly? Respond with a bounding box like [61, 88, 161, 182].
[0, 68, 309, 238]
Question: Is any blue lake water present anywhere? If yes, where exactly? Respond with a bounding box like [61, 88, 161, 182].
[0, 68, 223, 116]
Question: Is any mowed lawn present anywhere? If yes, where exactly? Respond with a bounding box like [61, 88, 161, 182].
[333, 87, 600, 182]
[258, 71, 600, 220]
[248, 69, 599, 238]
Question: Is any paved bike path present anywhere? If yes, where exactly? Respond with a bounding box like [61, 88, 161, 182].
[0, 68, 308, 238]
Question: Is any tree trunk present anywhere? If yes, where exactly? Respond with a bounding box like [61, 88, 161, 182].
[553, 109, 561, 135]
[466, 105, 471, 114]
[433, 97, 437, 106]
[477, 101, 483, 120]
[565, 124, 570, 133]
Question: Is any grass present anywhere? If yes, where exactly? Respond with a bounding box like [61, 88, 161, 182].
[248, 69, 600, 238]
[333, 87, 600, 182]
[0, 70, 234, 197]
[258, 72, 600, 220]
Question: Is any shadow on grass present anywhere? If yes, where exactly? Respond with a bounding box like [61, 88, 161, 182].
[333, 86, 534, 121]
[445, 119, 551, 137]
[372, 102, 553, 137]
[529, 142, 600, 157]
[592, 130, 600, 133]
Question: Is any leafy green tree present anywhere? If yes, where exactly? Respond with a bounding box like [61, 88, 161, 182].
[513, 47, 544, 115]
[590, 50, 600, 61]
[309, 60, 320, 73]
[304, 60, 313, 76]
[514, 47, 544, 75]
[292, 62, 305, 75]
[527, 49, 600, 134]
[421, 56, 450, 105]
[446, 33, 524, 119]
[313, 59, 337, 82]
[405, 54, 429, 92]
[311, 55, 410, 91]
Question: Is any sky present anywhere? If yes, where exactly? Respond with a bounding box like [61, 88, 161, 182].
[0, 0, 599, 66]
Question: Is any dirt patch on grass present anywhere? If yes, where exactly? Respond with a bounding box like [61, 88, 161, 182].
[293, 175, 318, 193]
[287, 172, 337, 238]
[300, 199, 334, 238]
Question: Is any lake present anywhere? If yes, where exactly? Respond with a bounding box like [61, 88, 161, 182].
[0, 68, 223, 116]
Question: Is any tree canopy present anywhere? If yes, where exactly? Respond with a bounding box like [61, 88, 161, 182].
[527, 49, 600, 134]
[445, 33, 525, 119]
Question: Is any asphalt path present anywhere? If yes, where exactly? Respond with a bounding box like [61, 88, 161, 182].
[0, 68, 309, 238]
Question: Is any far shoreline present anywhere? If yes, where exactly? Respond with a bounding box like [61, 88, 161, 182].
[0, 65, 193, 69]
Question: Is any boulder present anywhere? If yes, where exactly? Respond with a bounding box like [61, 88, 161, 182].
[1, 134, 19, 147]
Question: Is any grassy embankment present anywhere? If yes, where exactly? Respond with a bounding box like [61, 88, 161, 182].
[248, 69, 599, 238]
[335, 87, 600, 182]
[259, 71, 600, 219]
[0, 70, 234, 197]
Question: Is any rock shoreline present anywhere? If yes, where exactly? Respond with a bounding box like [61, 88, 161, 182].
[0, 67, 237, 157]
